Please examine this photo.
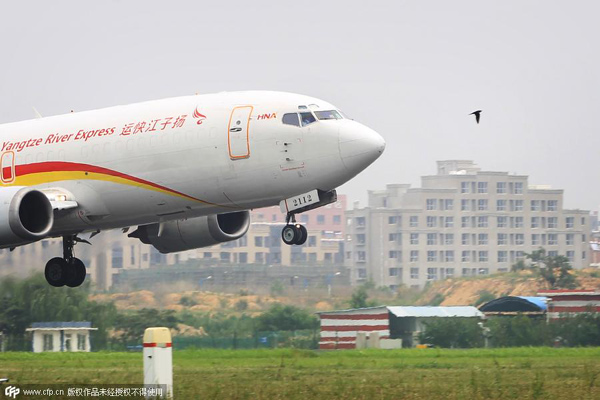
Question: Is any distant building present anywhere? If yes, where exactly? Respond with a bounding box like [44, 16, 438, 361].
[25, 322, 97, 353]
[538, 290, 600, 320]
[345, 161, 592, 289]
[317, 305, 483, 349]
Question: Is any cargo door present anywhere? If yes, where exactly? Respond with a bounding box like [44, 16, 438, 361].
[227, 106, 253, 159]
[1, 151, 15, 184]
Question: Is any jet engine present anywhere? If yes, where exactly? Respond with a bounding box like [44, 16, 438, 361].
[129, 211, 251, 253]
[0, 186, 54, 247]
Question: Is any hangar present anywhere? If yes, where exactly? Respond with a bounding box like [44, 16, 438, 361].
[479, 296, 547, 317]
[318, 306, 483, 349]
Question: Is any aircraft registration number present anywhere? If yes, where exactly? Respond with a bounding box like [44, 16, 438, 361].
[280, 190, 320, 213]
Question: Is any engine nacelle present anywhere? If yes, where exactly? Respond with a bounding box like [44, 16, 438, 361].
[0, 186, 54, 247]
[130, 211, 251, 254]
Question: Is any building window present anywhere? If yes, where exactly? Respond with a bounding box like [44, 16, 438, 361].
[496, 182, 507, 194]
[515, 234, 525, 245]
[427, 233, 437, 245]
[582, 234, 587, 242]
[478, 268, 489, 275]
[356, 234, 366, 244]
[443, 268, 455, 278]
[308, 236, 317, 247]
[427, 216, 437, 228]
[389, 233, 400, 242]
[427, 268, 438, 280]
[477, 182, 488, 194]
[356, 217, 366, 227]
[427, 251, 437, 262]
[43, 334, 53, 351]
[548, 250, 558, 257]
[410, 267, 419, 279]
[358, 268, 367, 279]
[389, 268, 400, 277]
[443, 217, 453, 228]
[515, 217, 524, 228]
[409, 216, 418, 227]
[514, 182, 524, 194]
[515, 200, 524, 211]
[461, 251, 470, 262]
[497, 216, 507, 228]
[583, 251, 587, 260]
[548, 234, 558, 245]
[445, 251, 454, 262]
[112, 246, 123, 269]
[498, 251, 508, 262]
[389, 251, 401, 259]
[548, 200, 558, 211]
[461, 199, 470, 211]
[531, 217, 539, 229]
[317, 215, 325, 225]
[444, 233, 454, 245]
[581, 217, 586, 226]
[357, 251, 366, 261]
[426, 199, 437, 210]
[255, 237, 263, 247]
[496, 199, 507, 211]
[239, 253, 248, 264]
[255, 252, 264, 264]
[77, 334, 86, 351]
[461, 234, 469, 245]
[478, 199, 488, 211]
[410, 233, 419, 245]
[477, 216, 488, 228]
[461, 182, 470, 194]
[410, 250, 419, 262]
[220, 252, 230, 262]
[548, 217, 558, 228]
[461, 216, 469, 228]
[532, 234, 540, 246]
[300, 214, 309, 223]
[566, 217, 574, 229]
[333, 215, 341, 225]
[498, 233, 507, 245]
[388, 216, 399, 224]
[478, 251, 489, 262]
[566, 251, 575, 262]
[566, 233, 574, 246]
[478, 233, 488, 245]
[443, 199, 454, 211]
[531, 200, 541, 212]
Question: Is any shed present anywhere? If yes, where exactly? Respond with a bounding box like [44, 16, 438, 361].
[479, 296, 548, 316]
[25, 322, 97, 353]
[317, 306, 483, 349]
[538, 290, 600, 319]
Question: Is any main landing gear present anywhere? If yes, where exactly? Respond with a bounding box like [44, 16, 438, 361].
[281, 214, 307, 246]
[44, 235, 89, 288]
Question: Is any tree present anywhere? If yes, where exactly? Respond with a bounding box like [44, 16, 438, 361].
[418, 318, 484, 348]
[255, 304, 318, 332]
[349, 286, 369, 308]
[525, 249, 576, 289]
[113, 308, 179, 345]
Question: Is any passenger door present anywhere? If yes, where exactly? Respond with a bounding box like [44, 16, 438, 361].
[227, 106, 253, 159]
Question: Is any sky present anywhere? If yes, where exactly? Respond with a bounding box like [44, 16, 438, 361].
[0, 1, 598, 211]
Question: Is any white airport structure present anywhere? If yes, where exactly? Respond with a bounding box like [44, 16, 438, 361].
[143, 327, 173, 398]
[25, 322, 97, 353]
[346, 160, 592, 289]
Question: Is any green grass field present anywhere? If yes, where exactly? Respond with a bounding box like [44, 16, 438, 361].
[2, 348, 600, 399]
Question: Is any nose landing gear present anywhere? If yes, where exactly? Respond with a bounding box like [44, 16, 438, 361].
[44, 235, 89, 288]
[281, 214, 308, 246]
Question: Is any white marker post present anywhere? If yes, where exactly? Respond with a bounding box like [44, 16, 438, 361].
[143, 327, 173, 398]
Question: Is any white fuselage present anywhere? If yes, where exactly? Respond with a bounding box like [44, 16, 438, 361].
[0, 91, 385, 241]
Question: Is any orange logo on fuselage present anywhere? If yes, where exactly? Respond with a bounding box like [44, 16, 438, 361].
[257, 113, 277, 120]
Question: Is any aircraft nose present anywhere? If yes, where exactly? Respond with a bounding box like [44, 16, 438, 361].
[339, 123, 386, 175]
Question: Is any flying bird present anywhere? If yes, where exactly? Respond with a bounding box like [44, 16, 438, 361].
[469, 110, 482, 124]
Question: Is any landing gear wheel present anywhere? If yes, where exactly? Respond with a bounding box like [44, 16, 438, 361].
[282, 225, 300, 245]
[296, 224, 308, 245]
[66, 258, 86, 288]
[45, 257, 68, 287]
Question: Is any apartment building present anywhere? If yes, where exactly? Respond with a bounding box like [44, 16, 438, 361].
[346, 161, 591, 289]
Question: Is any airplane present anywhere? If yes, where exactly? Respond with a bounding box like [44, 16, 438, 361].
[0, 91, 385, 288]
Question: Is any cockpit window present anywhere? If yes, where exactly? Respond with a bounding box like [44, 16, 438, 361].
[300, 112, 316, 126]
[314, 110, 343, 120]
[282, 113, 300, 127]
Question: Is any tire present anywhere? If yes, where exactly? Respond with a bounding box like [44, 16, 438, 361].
[281, 225, 299, 245]
[66, 258, 86, 288]
[45, 257, 68, 287]
[296, 225, 308, 245]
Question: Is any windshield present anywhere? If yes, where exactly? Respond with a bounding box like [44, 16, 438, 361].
[314, 110, 343, 120]
[300, 112, 316, 126]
